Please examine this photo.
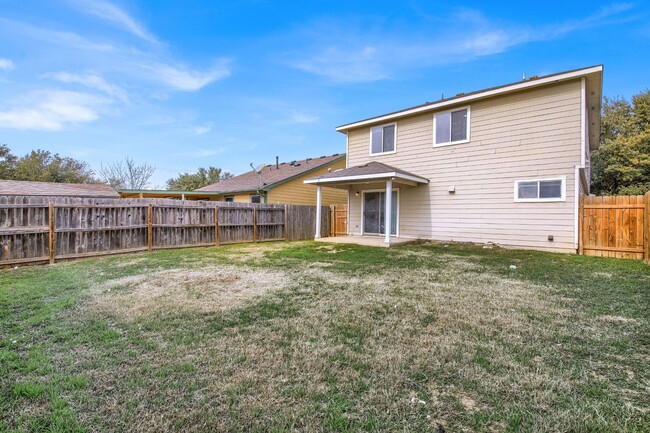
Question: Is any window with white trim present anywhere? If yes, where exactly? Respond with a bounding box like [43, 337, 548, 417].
[514, 177, 565, 202]
[250, 194, 261, 203]
[434, 107, 469, 145]
[370, 123, 396, 154]
[224, 196, 234, 202]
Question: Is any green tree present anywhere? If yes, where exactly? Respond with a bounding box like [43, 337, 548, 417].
[166, 166, 234, 190]
[0, 144, 17, 179]
[591, 90, 650, 195]
[11, 149, 96, 183]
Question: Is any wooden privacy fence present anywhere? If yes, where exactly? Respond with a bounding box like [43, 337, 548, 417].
[329, 204, 348, 237]
[579, 192, 650, 262]
[0, 196, 330, 266]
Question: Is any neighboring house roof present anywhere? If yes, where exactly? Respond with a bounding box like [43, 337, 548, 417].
[336, 65, 603, 150]
[304, 161, 429, 186]
[0, 179, 120, 198]
[196, 154, 346, 194]
[117, 190, 223, 199]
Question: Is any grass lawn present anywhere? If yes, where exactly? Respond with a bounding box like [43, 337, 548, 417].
[1, 241, 649, 432]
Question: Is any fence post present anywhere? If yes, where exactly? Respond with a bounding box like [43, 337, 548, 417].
[253, 207, 258, 242]
[643, 191, 650, 265]
[284, 205, 288, 240]
[215, 206, 220, 246]
[147, 204, 153, 252]
[48, 203, 55, 264]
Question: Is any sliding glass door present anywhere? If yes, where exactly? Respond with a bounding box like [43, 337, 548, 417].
[363, 191, 397, 235]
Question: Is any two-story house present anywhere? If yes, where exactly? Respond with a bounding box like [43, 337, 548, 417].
[305, 65, 602, 252]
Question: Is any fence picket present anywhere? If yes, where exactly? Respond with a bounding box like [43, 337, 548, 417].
[0, 196, 329, 266]
[579, 194, 646, 261]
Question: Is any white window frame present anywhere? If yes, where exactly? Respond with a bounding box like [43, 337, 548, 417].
[369, 122, 397, 156]
[250, 194, 262, 203]
[360, 188, 400, 237]
[514, 176, 566, 203]
[433, 105, 470, 147]
[224, 195, 234, 202]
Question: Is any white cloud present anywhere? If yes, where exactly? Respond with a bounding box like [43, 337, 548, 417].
[0, 17, 116, 52]
[288, 110, 318, 124]
[0, 90, 106, 131]
[293, 46, 387, 83]
[147, 62, 231, 91]
[242, 97, 321, 125]
[69, 0, 158, 44]
[290, 5, 636, 83]
[459, 30, 520, 57]
[45, 71, 128, 102]
[0, 17, 230, 94]
[176, 148, 226, 158]
[0, 58, 14, 71]
[192, 124, 212, 135]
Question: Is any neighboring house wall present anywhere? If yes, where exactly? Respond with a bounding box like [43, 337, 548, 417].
[213, 193, 257, 202]
[267, 158, 347, 205]
[346, 79, 584, 252]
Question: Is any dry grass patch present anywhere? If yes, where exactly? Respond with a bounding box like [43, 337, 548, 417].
[81, 257, 581, 431]
[89, 265, 292, 321]
[220, 242, 296, 263]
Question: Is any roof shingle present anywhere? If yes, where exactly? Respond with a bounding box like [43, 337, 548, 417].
[0, 179, 119, 197]
[196, 154, 345, 193]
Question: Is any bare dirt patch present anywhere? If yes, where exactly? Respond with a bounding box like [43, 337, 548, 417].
[89, 265, 292, 321]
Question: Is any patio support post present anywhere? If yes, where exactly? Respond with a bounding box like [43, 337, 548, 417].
[385, 179, 392, 244]
[315, 185, 322, 239]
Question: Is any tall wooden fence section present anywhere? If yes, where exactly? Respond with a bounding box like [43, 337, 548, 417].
[579, 193, 649, 262]
[0, 196, 330, 267]
[329, 204, 348, 237]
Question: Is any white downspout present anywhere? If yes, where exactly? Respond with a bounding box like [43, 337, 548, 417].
[315, 185, 322, 239]
[575, 77, 587, 251]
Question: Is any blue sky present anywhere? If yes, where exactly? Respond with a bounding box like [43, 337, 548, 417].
[0, 0, 648, 187]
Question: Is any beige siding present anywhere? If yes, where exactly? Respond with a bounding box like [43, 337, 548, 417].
[347, 80, 583, 252]
[267, 158, 347, 205]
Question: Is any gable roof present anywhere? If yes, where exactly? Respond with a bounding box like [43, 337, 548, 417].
[0, 179, 120, 198]
[196, 154, 346, 194]
[304, 161, 428, 185]
[336, 65, 603, 150]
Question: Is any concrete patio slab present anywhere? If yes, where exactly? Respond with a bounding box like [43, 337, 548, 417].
[314, 235, 419, 248]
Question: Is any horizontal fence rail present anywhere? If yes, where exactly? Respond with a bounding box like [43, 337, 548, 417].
[0, 195, 330, 266]
[579, 192, 649, 262]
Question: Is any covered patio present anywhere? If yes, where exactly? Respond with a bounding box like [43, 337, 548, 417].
[304, 162, 429, 245]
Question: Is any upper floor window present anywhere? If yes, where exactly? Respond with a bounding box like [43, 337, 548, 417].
[514, 177, 566, 202]
[370, 123, 396, 155]
[434, 107, 469, 146]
